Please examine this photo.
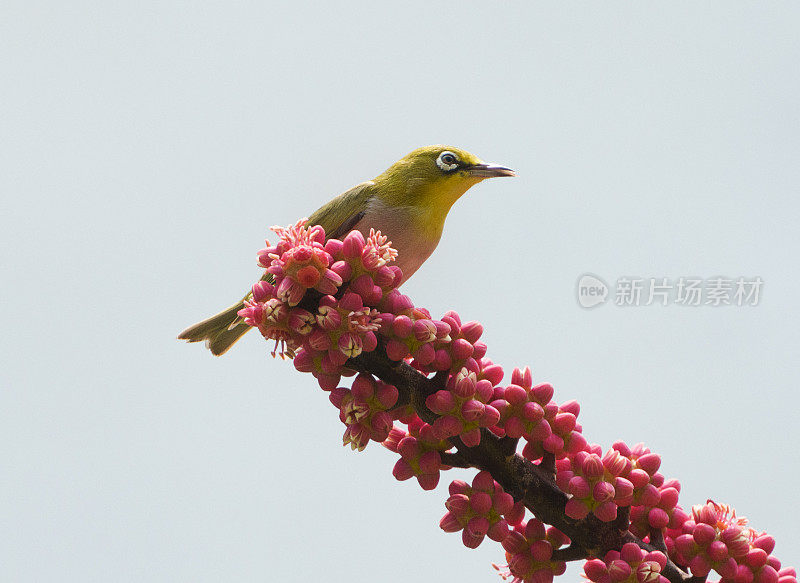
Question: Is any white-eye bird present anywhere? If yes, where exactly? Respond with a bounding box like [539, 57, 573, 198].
[179, 145, 514, 355]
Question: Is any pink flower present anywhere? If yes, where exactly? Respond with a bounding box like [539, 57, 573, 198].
[330, 374, 398, 451]
[495, 519, 568, 583]
[583, 543, 668, 583]
[439, 471, 522, 548]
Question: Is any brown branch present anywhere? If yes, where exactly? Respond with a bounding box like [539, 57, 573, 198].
[551, 544, 590, 562]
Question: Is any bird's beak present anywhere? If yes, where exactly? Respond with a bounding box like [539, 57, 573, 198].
[467, 163, 516, 178]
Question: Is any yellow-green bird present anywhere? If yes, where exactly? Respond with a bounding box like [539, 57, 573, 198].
[179, 145, 515, 355]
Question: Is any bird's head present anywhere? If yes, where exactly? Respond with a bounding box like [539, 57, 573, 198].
[374, 145, 515, 213]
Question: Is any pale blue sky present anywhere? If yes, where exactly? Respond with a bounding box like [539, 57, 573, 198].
[2, 2, 798, 581]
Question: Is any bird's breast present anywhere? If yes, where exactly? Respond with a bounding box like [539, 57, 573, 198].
[353, 198, 443, 283]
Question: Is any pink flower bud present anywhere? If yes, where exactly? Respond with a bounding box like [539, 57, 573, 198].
[342, 230, 365, 258]
[460, 427, 481, 447]
[481, 364, 504, 385]
[544, 433, 564, 454]
[502, 530, 527, 554]
[292, 349, 314, 372]
[337, 291, 363, 312]
[569, 476, 591, 499]
[413, 342, 435, 365]
[392, 458, 414, 481]
[467, 516, 490, 537]
[426, 390, 455, 414]
[391, 314, 412, 338]
[453, 370, 477, 398]
[560, 399, 580, 416]
[487, 519, 509, 542]
[638, 484, 661, 507]
[583, 454, 605, 478]
[565, 498, 590, 520]
[476, 379, 495, 402]
[493, 491, 514, 515]
[439, 511, 462, 532]
[717, 558, 739, 579]
[375, 383, 398, 408]
[349, 273, 373, 296]
[693, 523, 717, 546]
[721, 526, 751, 558]
[361, 331, 378, 352]
[433, 348, 452, 371]
[757, 566, 780, 583]
[637, 453, 661, 475]
[385, 339, 409, 361]
[674, 534, 696, 558]
[451, 338, 473, 360]
[593, 481, 615, 503]
[659, 487, 679, 510]
[594, 501, 618, 522]
[470, 491, 493, 515]
[752, 535, 776, 555]
[461, 321, 483, 343]
[552, 412, 576, 435]
[412, 319, 437, 343]
[431, 319, 449, 337]
[251, 280, 274, 302]
[481, 405, 500, 426]
[648, 508, 670, 529]
[472, 342, 487, 360]
[449, 479, 469, 495]
[418, 451, 440, 474]
[585, 559, 609, 582]
[567, 432, 588, 454]
[708, 540, 730, 561]
[532, 383, 554, 404]
[609, 560, 633, 582]
[746, 549, 769, 569]
[735, 565, 756, 583]
[629, 468, 650, 489]
[350, 374, 374, 401]
[689, 555, 711, 577]
[461, 528, 485, 549]
[461, 399, 485, 422]
[433, 415, 462, 439]
[417, 473, 439, 490]
[603, 449, 631, 477]
[446, 493, 470, 515]
[614, 477, 634, 503]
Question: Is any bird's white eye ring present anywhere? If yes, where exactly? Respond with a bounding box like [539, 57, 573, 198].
[436, 151, 459, 172]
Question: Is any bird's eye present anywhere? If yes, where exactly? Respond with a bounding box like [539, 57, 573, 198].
[436, 151, 459, 172]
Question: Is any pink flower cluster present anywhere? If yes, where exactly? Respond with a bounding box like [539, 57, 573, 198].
[426, 368, 501, 447]
[439, 471, 525, 549]
[240, 220, 794, 583]
[329, 373, 397, 451]
[384, 416, 452, 490]
[554, 442, 679, 524]
[584, 543, 669, 583]
[490, 366, 587, 461]
[495, 519, 569, 583]
[669, 501, 795, 583]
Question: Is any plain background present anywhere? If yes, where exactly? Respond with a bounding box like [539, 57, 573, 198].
[2, 2, 798, 581]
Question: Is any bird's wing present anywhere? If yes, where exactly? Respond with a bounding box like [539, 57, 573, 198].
[307, 181, 375, 240]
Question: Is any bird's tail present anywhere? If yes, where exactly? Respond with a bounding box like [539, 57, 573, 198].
[178, 300, 252, 356]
